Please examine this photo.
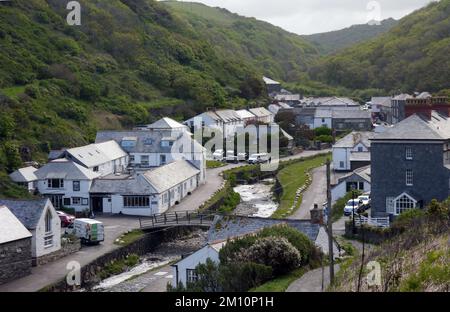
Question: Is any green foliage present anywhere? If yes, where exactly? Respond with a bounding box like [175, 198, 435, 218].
[303, 18, 398, 55]
[315, 135, 333, 143]
[99, 254, 140, 279]
[250, 267, 306, 292]
[426, 198, 450, 220]
[310, 1, 450, 93]
[314, 126, 332, 137]
[206, 160, 226, 169]
[219, 262, 273, 292]
[392, 208, 427, 231]
[2, 141, 22, 172]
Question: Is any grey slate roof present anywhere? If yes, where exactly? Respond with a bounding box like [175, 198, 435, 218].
[214, 110, 242, 123]
[249, 107, 273, 118]
[142, 160, 200, 193]
[35, 159, 100, 180]
[332, 109, 371, 119]
[90, 174, 155, 195]
[263, 76, 280, 85]
[372, 113, 449, 141]
[336, 165, 371, 185]
[9, 166, 38, 183]
[315, 109, 332, 119]
[147, 117, 187, 130]
[66, 141, 127, 168]
[207, 216, 320, 243]
[302, 97, 360, 107]
[0, 206, 32, 244]
[371, 97, 392, 107]
[0, 199, 50, 230]
[349, 152, 371, 162]
[334, 132, 374, 148]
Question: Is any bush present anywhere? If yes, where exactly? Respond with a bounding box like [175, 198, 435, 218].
[392, 208, 426, 231]
[332, 190, 363, 222]
[258, 224, 316, 265]
[233, 237, 301, 276]
[220, 262, 273, 292]
[315, 126, 332, 137]
[315, 135, 333, 143]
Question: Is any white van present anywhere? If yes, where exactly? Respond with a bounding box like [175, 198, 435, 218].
[226, 151, 238, 163]
[248, 153, 270, 164]
[73, 219, 105, 244]
[212, 149, 224, 161]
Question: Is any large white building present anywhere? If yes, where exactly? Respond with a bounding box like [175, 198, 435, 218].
[333, 132, 374, 172]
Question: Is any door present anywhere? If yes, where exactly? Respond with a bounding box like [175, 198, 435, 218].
[91, 197, 103, 213]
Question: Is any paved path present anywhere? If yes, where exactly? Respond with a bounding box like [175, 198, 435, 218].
[288, 165, 327, 220]
[0, 216, 140, 292]
[287, 265, 340, 292]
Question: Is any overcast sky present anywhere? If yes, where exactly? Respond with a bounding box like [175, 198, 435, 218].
[174, 0, 434, 35]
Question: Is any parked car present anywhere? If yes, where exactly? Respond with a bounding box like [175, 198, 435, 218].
[357, 194, 371, 210]
[212, 149, 224, 161]
[73, 219, 105, 244]
[56, 211, 76, 227]
[237, 153, 247, 161]
[344, 199, 361, 216]
[226, 151, 238, 163]
[248, 153, 270, 164]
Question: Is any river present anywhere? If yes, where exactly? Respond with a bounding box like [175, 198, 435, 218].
[233, 179, 279, 218]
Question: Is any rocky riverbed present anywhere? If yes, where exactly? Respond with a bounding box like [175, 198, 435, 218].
[233, 179, 279, 218]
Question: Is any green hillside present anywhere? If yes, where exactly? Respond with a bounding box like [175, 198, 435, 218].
[162, 1, 320, 82]
[303, 18, 398, 55]
[309, 0, 450, 93]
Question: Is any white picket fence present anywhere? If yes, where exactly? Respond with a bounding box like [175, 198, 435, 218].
[354, 215, 390, 228]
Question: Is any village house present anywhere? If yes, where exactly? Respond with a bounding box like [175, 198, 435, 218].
[63, 140, 129, 177]
[248, 107, 274, 124]
[235, 109, 257, 126]
[370, 112, 450, 218]
[333, 131, 374, 172]
[332, 109, 372, 132]
[299, 97, 360, 108]
[331, 166, 371, 203]
[313, 109, 333, 129]
[273, 94, 301, 106]
[0, 205, 32, 285]
[369, 96, 393, 124]
[268, 102, 292, 116]
[263, 76, 281, 95]
[0, 199, 61, 266]
[184, 110, 244, 139]
[9, 166, 38, 193]
[89, 160, 201, 216]
[34, 158, 100, 211]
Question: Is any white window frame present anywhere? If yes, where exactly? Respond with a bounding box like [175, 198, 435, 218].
[405, 147, 413, 160]
[386, 197, 395, 214]
[72, 197, 81, 205]
[186, 269, 198, 284]
[406, 169, 414, 186]
[393, 193, 417, 215]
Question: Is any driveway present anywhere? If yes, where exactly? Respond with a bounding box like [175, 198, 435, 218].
[287, 265, 340, 292]
[288, 165, 328, 220]
[0, 215, 140, 292]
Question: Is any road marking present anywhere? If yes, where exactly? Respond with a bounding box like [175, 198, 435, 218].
[154, 272, 168, 276]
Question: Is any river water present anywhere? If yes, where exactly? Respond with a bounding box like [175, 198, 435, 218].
[233, 179, 279, 218]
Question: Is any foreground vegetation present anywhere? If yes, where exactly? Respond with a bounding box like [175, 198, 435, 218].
[331, 199, 450, 292]
[169, 225, 321, 292]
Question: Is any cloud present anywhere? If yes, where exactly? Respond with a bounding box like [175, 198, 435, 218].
[173, 0, 433, 34]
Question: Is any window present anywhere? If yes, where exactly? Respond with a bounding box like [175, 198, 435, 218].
[339, 161, 345, 168]
[141, 155, 149, 167]
[160, 155, 167, 165]
[63, 197, 71, 206]
[186, 269, 198, 284]
[44, 235, 53, 248]
[406, 147, 413, 160]
[357, 146, 363, 152]
[163, 193, 168, 204]
[73, 181, 80, 192]
[45, 210, 52, 233]
[130, 155, 135, 163]
[358, 182, 364, 190]
[48, 179, 64, 189]
[72, 197, 81, 205]
[93, 166, 99, 172]
[406, 169, 414, 186]
[394, 194, 416, 215]
[123, 196, 150, 208]
[82, 198, 89, 206]
[386, 197, 395, 214]
[144, 138, 153, 146]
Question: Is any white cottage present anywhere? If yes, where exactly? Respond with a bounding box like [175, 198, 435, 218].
[333, 132, 374, 171]
[248, 107, 274, 124]
[35, 159, 100, 211]
[64, 140, 128, 177]
[0, 199, 61, 265]
[184, 110, 244, 139]
[90, 160, 201, 216]
[9, 166, 38, 192]
[331, 166, 371, 203]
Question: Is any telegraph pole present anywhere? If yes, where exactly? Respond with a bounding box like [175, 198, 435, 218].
[326, 159, 335, 285]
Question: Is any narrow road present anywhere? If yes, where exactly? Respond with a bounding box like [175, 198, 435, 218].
[286, 265, 340, 292]
[288, 165, 327, 220]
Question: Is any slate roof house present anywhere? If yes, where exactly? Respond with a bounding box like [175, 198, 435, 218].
[34, 159, 100, 211]
[248, 107, 274, 124]
[370, 112, 450, 218]
[0, 206, 32, 285]
[90, 160, 200, 216]
[331, 166, 371, 203]
[333, 132, 374, 171]
[263, 76, 281, 94]
[184, 110, 244, 139]
[370, 97, 393, 124]
[9, 166, 38, 192]
[332, 109, 372, 132]
[0, 199, 61, 266]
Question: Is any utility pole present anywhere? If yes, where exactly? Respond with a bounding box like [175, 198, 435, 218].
[326, 159, 335, 285]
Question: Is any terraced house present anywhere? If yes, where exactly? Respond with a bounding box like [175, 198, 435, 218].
[370, 112, 450, 218]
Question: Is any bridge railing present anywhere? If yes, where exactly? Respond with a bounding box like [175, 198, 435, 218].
[139, 211, 216, 229]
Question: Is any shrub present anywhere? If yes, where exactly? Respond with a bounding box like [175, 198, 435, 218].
[220, 262, 273, 292]
[315, 126, 332, 137]
[315, 135, 333, 143]
[392, 208, 426, 230]
[233, 237, 301, 275]
[258, 224, 316, 265]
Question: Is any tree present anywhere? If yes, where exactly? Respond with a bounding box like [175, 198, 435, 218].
[3, 142, 22, 172]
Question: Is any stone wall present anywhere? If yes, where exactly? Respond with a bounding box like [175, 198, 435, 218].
[35, 238, 81, 266]
[344, 221, 392, 245]
[0, 238, 32, 285]
[42, 226, 197, 292]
